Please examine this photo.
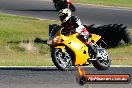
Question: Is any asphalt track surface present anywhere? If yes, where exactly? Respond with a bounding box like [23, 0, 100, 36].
[0, 0, 132, 88]
[0, 67, 131, 88]
[0, 0, 132, 28]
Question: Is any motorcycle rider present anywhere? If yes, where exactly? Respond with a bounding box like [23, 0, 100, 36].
[59, 8, 97, 55]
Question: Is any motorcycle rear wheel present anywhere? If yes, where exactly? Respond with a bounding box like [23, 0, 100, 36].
[92, 48, 111, 70]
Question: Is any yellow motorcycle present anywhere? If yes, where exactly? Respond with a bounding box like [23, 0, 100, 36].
[47, 24, 111, 71]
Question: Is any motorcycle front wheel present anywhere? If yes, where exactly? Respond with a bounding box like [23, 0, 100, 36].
[51, 48, 73, 71]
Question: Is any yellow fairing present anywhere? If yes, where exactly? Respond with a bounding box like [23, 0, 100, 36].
[90, 34, 101, 44]
[55, 46, 65, 53]
[52, 28, 101, 66]
[54, 32, 90, 65]
[64, 34, 90, 65]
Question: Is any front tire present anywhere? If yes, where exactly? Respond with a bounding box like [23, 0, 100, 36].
[51, 48, 73, 71]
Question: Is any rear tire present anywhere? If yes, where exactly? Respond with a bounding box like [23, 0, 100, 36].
[92, 58, 111, 70]
[92, 48, 111, 70]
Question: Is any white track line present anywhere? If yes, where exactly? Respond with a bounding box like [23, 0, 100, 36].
[0, 12, 58, 21]
[0, 65, 131, 68]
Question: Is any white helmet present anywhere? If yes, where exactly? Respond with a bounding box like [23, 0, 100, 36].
[59, 8, 71, 22]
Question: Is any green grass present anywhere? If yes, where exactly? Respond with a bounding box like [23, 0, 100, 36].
[108, 44, 132, 65]
[0, 13, 132, 66]
[74, 0, 132, 8]
[0, 13, 60, 66]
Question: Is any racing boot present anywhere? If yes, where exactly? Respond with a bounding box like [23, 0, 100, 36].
[80, 27, 97, 56]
